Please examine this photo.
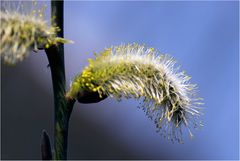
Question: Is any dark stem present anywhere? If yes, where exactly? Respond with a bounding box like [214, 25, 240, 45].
[44, 0, 76, 160]
[46, 45, 75, 160]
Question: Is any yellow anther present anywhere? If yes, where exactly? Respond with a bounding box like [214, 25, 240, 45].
[45, 44, 50, 49]
[149, 47, 154, 52]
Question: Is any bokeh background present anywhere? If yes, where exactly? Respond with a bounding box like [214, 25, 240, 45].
[1, 1, 239, 160]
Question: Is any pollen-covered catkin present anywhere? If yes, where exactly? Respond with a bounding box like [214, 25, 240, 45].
[67, 44, 203, 143]
[0, 1, 71, 64]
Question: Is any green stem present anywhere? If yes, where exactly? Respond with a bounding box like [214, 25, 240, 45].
[45, 0, 75, 159]
[45, 45, 75, 160]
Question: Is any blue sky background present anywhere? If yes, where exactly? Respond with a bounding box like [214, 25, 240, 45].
[1, 1, 239, 160]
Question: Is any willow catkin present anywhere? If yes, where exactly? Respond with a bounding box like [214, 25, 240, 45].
[0, 1, 71, 64]
[67, 44, 203, 143]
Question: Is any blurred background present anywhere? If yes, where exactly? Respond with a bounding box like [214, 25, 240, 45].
[1, 1, 239, 159]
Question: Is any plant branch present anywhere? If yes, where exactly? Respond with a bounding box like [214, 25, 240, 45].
[45, 45, 75, 159]
[44, 0, 76, 160]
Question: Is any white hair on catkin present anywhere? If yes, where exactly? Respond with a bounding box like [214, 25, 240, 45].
[67, 43, 204, 143]
[0, 1, 71, 65]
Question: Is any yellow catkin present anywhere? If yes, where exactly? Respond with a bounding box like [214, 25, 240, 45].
[67, 44, 203, 143]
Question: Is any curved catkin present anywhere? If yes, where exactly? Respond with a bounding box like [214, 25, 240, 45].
[67, 44, 203, 143]
[0, 1, 71, 64]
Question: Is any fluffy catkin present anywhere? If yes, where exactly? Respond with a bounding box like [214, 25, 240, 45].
[67, 44, 203, 143]
[0, 1, 71, 64]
